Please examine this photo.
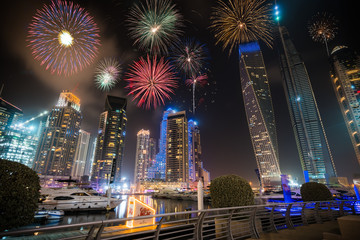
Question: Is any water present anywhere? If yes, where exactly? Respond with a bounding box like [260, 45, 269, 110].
[29, 195, 211, 228]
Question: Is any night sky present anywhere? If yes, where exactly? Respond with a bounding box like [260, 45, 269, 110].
[1, 0, 359, 185]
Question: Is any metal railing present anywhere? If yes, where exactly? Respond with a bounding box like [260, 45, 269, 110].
[1, 200, 359, 240]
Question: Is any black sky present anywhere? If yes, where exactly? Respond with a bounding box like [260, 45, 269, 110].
[0, 0, 359, 185]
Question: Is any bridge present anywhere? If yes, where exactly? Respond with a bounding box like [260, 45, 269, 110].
[1, 200, 359, 240]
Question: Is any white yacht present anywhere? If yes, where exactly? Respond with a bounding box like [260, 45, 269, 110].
[39, 187, 122, 211]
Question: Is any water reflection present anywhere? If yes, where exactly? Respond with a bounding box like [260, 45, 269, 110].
[30, 195, 210, 228]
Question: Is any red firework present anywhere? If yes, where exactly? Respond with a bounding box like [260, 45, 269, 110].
[126, 55, 178, 109]
[186, 74, 208, 87]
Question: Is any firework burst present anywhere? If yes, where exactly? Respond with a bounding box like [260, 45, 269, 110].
[125, 55, 178, 109]
[308, 12, 338, 55]
[95, 58, 122, 91]
[27, 0, 100, 75]
[210, 0, 274, 54]
[127, 0, 183, 55]
[186, 74, 208, 114]
[170, 38, 209, 78]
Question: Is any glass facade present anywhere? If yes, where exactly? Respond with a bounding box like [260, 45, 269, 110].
[278, 27, 337, 182]
[330, 46, 360, 166]
[166, 111, 189, 183]
[33, 90, 82, 176]
[239, 41, 281, 187]
[134, 129, 150, 184]
[91, 96, 127, 190]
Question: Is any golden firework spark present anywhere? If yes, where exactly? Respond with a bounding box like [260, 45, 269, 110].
[308, 12, 337, 44]
[210, 0, 274, 55]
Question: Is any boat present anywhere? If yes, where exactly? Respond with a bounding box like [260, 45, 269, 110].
[47, 210, 65, 220]
[39, 187, 122, 211]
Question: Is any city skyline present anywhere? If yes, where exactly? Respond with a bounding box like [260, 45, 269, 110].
[0, 0, 360, 184]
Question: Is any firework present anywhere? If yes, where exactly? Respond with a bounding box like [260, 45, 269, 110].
[170, 39, 209, 78]
[308, 12, 337, 55]
[127, 0, 183, 55]
[27, 0, 100, 75]
[186, 74, 208, 114]
[210, 0, 274, 54]
[95, 58, 122, 91]
[125, 55, 178, 109]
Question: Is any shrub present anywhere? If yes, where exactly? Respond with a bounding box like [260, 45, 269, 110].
[210, 174, 254, 208]
[0, 159, 40, 231]
[300, 182, 333, 202]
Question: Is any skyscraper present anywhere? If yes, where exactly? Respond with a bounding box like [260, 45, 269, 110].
[277, 26, 337, 182]
[0, 124, 39, 168]
[33, 90, 82, 176]
[330, 46, 360, 166]
[0, 97, 22, 137]
[166, 111, 189, 183]
[84, 137, 96, 177]
[188, 120, 202, 182]
[239, 41, 281, 187]
[91, 96, 127, 190]
[151, 108, 176, 180]
[134, 129, 150, 184]
[147, 137, 157, 178]
[71, 129, 90, 179]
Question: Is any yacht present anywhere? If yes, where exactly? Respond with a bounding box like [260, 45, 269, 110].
[39, 187, 122, 211]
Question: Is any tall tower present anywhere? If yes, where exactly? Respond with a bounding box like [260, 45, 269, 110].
[147, 137, 157, 179]
[0, 97, 22, 137]
[330, 46, 360, 166]
[188, 120, 202, 182]
[152, 108, 176, 180]
[277, 27, 337, 182]
[33, 90, 82, 176]
[91, 96, 127, 190]
[166, 111, 189, 183]
[71, 129, 90, 179]
[134, 129, 150, 184]
[239, 41, 281, 187]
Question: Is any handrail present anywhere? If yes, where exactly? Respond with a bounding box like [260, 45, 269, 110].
[1, 200, 359, 239]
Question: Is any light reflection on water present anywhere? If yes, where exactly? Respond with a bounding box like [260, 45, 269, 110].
[31, 195, 211, 228]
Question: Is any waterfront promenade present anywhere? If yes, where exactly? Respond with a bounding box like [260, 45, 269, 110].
[1, 200, 359, 239]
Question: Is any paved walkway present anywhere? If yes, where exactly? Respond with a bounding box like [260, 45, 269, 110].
[247, 221, 340, 240]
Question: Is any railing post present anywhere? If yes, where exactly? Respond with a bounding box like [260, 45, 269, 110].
[301, 203, 308, 226]
[154, 217, 164, 240]
[95, 224, 105, 240]
[85, 224, 97, 240]
[285, 204, 294, 229]
[328, 202, 334, 221]
[227, 209, 235, 240]
[351, 201, 356, 215]
[270, 205, 278, 232]
[195, 211, 206, 240]
[339, 201, 344, 216]
[315, 202, 323, 224]
[250, 207, 260, 239]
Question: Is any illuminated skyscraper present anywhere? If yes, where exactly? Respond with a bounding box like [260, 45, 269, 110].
[330, 46, 360, 166]
[166, 111, 189, 183]
[151, 108, 176, 180]
[188, 120, 202, 182]
[0, 97, 22, 137]
[71, 129, 90, 179]
[91, 96, 127, 190]
[277, 27, 337, 182]
[84, 137, 96, 176]
[134, 129, 150, 184]
[239, 41, 281, 187]
[33, 90, 82, 176]
[0, 124, 39, 168]
[147, 137, 157, 179]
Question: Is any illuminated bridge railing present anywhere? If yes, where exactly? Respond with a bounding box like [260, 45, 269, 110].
[1, 200, 359, 240]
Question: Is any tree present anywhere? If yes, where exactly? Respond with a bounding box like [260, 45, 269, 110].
[300, 182, 333, 202]
[0, 159, 40, 231]
[210, 174, 254, 208]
